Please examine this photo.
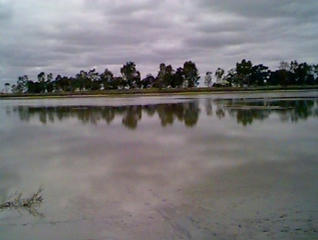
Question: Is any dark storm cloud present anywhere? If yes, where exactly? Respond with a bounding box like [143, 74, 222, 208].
[0, 0, 318, 87]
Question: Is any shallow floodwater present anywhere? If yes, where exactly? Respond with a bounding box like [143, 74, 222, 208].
[0, 91, 318, 240]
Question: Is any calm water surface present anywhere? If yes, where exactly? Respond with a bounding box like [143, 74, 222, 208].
[0, 91, 318, 240]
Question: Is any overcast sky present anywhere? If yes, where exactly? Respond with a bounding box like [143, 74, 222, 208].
[1, 0, 318, 86]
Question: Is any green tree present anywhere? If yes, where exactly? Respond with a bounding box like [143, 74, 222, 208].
[4, 83, 10, 93]
[250, 64, 270, 86]
[88, 68, 101, 90]
[163, 65, 174, 88]
[55, 75, 71, 91]
[279, 61, 290, 71]
[172, 67, 185, 88]
[313, 64, 318, 83]
[75, 70, 90, 91]
[100, 69, 114, 90]
[215, 68, 225, 84]
[204, 72, 212, 87]
[15, 75, 29, 93]
[11, 84, 17, 93]
[46, 73, 54, 92]
[291, 62, 313, 85]
[235, 59, 253, 86]
[155, 63, 167, 88]
[26, 80, 41, 93]
[183, 61, 200, 87]
[141, 74, 155, 88]
[120, 62, 141, 89]
[269, 69, 290, 86]
[223, 68, 236, 86]
[37, 72, 46, 93]
[113, 76, 124, 89]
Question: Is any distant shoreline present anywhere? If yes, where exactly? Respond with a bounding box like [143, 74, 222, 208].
[1, 85, 318, 100]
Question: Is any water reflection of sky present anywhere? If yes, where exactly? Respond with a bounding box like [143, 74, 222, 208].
[0, 94, 318, 240]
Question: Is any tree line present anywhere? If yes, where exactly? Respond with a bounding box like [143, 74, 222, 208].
[4, 59, 318, 94]
[7, 61, 200, 94]
[204, 60, 318, 87]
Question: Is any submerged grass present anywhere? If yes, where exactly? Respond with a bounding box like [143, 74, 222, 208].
[0, 188, 44, 217]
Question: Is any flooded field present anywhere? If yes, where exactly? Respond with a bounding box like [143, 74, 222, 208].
[0, 91, 318, 240]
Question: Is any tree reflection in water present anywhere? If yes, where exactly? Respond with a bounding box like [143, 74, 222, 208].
[11, 99, 318, 128]
[216, 98, 318, 126]
[12, 102, 201, 129]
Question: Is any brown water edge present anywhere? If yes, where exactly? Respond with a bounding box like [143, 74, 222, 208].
[1, 86, 318, 100]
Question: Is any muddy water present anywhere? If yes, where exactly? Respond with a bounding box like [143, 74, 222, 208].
[0, 91, 318, 240]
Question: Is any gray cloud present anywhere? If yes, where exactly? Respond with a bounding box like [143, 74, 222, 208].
[0, 0, 13, 21]
[0, 0, 318, 87]
[198, 0, 318, 21]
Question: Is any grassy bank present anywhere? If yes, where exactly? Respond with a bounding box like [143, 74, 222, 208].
[1, 85, 318, 99]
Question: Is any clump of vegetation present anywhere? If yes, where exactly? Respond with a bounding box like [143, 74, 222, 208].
[0, 188, 44, 217]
